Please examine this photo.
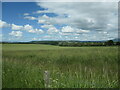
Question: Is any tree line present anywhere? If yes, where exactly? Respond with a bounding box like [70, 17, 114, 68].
[58, 40, 120, 46]
[1, 40, 120, 46]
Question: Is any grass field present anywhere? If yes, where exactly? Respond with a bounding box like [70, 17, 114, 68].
[2, 44, 118, 88]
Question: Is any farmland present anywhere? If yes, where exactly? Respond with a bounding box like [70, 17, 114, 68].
[2, 44, 118, 88]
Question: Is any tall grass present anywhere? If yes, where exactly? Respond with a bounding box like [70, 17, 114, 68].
[2, 44, 118, 88]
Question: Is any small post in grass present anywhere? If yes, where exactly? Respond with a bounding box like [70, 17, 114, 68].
[44, 70, 50, 88]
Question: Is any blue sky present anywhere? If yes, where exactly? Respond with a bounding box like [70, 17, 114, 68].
[0, 2, 118, 42]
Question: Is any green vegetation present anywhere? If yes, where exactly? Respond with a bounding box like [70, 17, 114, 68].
[2, 40, 120, 46]
[2, 44, 118, 88]
[58, 40, 120, 47]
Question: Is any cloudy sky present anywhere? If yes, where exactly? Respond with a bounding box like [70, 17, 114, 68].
[0, 1, 118, 42]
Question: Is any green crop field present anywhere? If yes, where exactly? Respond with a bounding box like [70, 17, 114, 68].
[2, 44, 118, 88]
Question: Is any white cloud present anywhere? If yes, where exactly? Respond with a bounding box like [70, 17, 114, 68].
[23, 13, 29, 16]
[11, 24, 23, 30]
[37, 15, 51, 24]
[76, 29, 90, 33]
[38, 20, 46, 23]
[11, 24, 33, 31]
[2, 2, 118, 41]
[47, 27, 59, 34]
[29, 29, 44, 34]
[36, 2, 117, 32]
[61, 26, 90, 34]
[35, 10, 50, 14]
[41, 24, 59, 34]
[0, 20, 10, 28]
[11, 24, 44, 34]
[9, 31, 23, 37]
[41, 24, 53, 28]
[23, 24, 33, 30]
[24, 16, 37, 20]
[32, 2, 118, 40]
[37, 15, 67, 25]
[23, 24, 44, 34]
[24, 14, 51, 24]
[61, 26, 74, 33]
[60, 32, 73, 36]
[42, 14, 50, 19]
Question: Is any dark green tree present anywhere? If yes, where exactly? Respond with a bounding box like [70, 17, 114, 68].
[105, 40, 114, 46]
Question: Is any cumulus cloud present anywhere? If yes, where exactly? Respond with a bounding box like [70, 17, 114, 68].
[9, 31, 23, 37]
[35, 10, 50, 14]
[76, 29, 90, 33]
[1, 20, 44, 35]
[37, 15, 51, 24]
[23, 24, 44, 34]
[41, 24, 54, 28]
[38, 20, 46, 23]
[23, 13, 29, 16]
[23, 24, 33, 30]
[47, 27, 59, 34]
[29, 29, 44, 34]
[31, 2, 118, 40]
[3, 2, 118, 41]
[36, 2, 118, 32]
[11, 24, 34, 31]
[24, 14, 50, 23]
[42, 14, 50, 19]
[61, 26, 74, 33]
[61, 26, 90, 34]
[0, 20, 10, 28]
[11, 24, 23, 30]
[41, 24, 59, 34]
[24, 16, 37, 20]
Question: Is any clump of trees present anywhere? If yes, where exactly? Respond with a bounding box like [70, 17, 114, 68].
[105, 40, 114, 46]
[58, 40, 120, 47]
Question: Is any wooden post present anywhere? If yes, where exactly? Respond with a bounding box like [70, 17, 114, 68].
[44, 70, 50, 88]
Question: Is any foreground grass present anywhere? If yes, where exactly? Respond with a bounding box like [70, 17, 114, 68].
[2, 44, 118, 88]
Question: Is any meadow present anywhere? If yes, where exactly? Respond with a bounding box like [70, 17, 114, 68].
[2, 44, 118, 88]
